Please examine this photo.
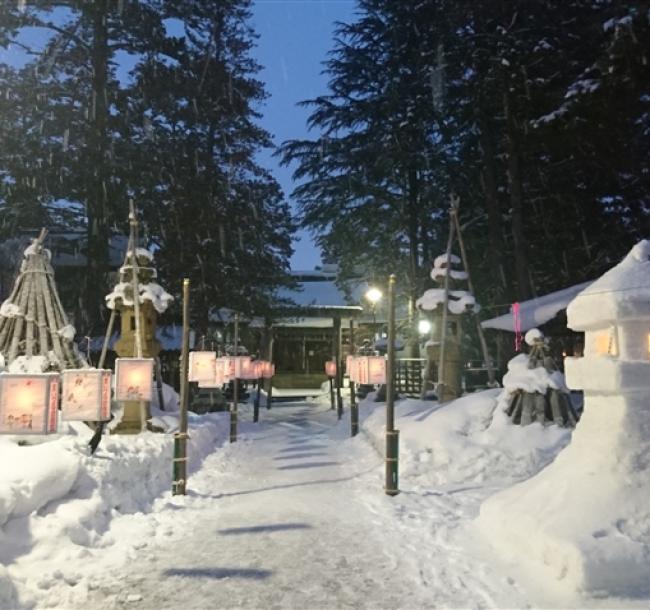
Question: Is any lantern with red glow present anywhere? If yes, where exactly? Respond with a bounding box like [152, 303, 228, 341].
[346, 356, 355, 381]
[260, 361, 275, 379]
[218, 356, 236, 381]
[236, 357, 258, 380]
[325, 360, 337, 378]
[198, 359, 221, 389]
[188, 351, 217, 383]
[0, 373, 60, 435]
[61, 369, 112, 421]
[367, 356, 387, 385]
[115, 358, 154, 402]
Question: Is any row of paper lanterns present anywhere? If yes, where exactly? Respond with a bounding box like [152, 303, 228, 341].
[188, 352, 275, 388]
[0, 354, 276, 436]
[325, 356, 387, 385]
[0, 357, 154, 435]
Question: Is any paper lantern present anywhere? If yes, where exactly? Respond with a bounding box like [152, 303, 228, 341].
[188, 351, 217, 383]
[115, 358, 154, 402]
[346, 356, 354, 380]
[252, 360, 264, 379]
[325, 360, 337, 377]
[367, 356, 387, 385]
[217, 357, 236, 381]
[61, 369, 111, 421]
[355, 356, 368, 385]
[235, 357, 257, 380]
[260, 361, 275, 379]
[0, 373, 59, 435]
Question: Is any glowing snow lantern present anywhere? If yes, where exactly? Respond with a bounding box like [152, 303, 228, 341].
[188, 351, 217, 383]
[325, 360, 337, 378]
[115, 358, 154, 402]
[61, 369, 112, 421]
[0, 373, 59, 435]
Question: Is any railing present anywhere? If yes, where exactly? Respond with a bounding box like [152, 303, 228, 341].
[395, 358, 427, 397]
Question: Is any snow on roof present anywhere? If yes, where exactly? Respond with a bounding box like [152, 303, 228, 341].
[567, 240, 650, 330]
[481, 281, 593, 332]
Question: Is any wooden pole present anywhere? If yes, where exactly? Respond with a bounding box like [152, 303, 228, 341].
[173, 278, 190, 495]
[435, 196, 458, 401]
[230, 312, 239, 443]
[266, 325, 274, 409]
[349, 318, 358, 437]
[452, 208, 497, 387]
[334, 316, 343, 420]
[385, 274, 399, 496]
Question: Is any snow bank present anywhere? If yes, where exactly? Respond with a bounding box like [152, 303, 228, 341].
[0, 412, 228, 564]
[501, 353, 568, 396]
[359, 390, 571, 487]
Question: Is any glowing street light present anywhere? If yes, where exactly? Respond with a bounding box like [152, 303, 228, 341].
[365, 287, 383, 342]
[418, 319, 432, 335]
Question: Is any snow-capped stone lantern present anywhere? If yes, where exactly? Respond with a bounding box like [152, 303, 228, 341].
[477, 242, 650, 594]
[106, 248, 172, 433]
[417, 253, 477, 401]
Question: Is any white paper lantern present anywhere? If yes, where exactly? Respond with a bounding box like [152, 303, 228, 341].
[325, 360, 337, 378]
[232, 356, 252, 379]
[346, 356, 355, 381]
[188, 351, 217, 383]
[260, 361, 275, 379]
[0, 373, 59, 435]
[238, 357, 258, 380]
[217, 357, 236, 381]
[356, 356, 369, 385]
[61, 369, 112, 421]
[115, 358, 154, 402]
[367, 356, 387, 385]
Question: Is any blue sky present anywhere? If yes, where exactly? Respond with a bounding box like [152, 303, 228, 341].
[250, 0, 357, 270]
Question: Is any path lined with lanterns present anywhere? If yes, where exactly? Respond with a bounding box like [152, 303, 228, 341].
[64, 400, 517, 610]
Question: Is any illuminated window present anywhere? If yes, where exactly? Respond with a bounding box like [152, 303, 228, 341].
[594, 329, 617, 356]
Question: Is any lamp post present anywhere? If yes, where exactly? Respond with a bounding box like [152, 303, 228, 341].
[385, 274, 399, 496]
[349, 319, 358, 437]
[365, 287, 382, 344]
[230, 312, 239, 443]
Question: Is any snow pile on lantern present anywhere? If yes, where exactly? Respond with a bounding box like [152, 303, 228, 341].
[106, 248, 173, 314]
[416, 253, 476, 314]
[477, 241, 650, 595]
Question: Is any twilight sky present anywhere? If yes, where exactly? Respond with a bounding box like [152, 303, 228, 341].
[250, 0, 357, 270]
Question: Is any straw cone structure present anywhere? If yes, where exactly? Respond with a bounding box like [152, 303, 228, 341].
[0, 229, 84, 370]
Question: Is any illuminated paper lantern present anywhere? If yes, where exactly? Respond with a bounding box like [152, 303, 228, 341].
[236, 357, 258, 380]
[260, 361, 275, 379]
[115, 358, 154, 402]
[188, 351, 217, 383]
[355, 357, 368, 385]
[217, 357, 236, 381]
[61, 369, 112, 422]
[367, 356, 387, 385]
[325, 360, 337, 378]
[346, 356, 355, 382]
[0, 373, 59, 435]
[252, 360, 264, 379]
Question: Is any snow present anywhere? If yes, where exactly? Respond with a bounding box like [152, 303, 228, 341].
[430, 267, 468, 281]
[501, 353, 569, 396]
[416, 287, 477, 314]
[567, 240, 650, 330]
[524, 327, 544, 346]
[481, 281, 593, 332]
[433, 253, 460, 267]
[57, 324, 76, 341]
[0, 388, 647, 608]
[7, 355, 50, 374]
[0, 301, 22, 319]
[105, 281, 174, 314]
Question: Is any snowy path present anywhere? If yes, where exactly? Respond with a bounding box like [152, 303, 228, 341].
[11, 400, 627, 609]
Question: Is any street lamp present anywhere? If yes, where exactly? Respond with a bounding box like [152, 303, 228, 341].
[365, 287, 382, 342]
[418, 319, 432, 335]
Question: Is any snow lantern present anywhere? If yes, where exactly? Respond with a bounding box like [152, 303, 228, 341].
[0, 373, 59, 434]
[188, 351, 217, 384]
[61, 369, 112, 422]
[416, 253, 477, 401]
[115, 358, 154, 402]
[478, 241, 650, 595]
[325, 360, 337, 378]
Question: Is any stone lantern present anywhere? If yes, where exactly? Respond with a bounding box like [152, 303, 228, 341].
[417, 253, 476, 401]
[477, 241, 650, 594]
[106, 248, 173, 433]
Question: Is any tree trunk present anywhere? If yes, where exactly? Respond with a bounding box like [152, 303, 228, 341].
[405, 168, 421, 358]
[503, 91, 532, 301]
[84, 0, 111, 333]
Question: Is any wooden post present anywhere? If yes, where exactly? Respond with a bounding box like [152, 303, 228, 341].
[349, 318, 358, 437]
[266, 326, 274, 409]
[254, 374, 261, 423]
[173, 278, 190, 495]
[385, 274, 399, 496]
[334, 316, 343, 420]
[230, 313, 239, 443]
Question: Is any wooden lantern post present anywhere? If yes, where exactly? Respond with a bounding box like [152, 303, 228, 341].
[349, 319, 358, 437]
[173, 278, 190, 495]
[385, 274, 399, 496]
[230, 312, 239, 443]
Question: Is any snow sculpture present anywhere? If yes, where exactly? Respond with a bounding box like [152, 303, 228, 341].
[502, 328, 578, 427]
[417, 253, 477, 401]
[107, 248, 172, 433]
[0, 230, 85, 371]
[477, 241, 650, 595]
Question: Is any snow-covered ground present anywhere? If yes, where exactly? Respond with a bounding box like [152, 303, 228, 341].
[1, 390, 649, 609]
